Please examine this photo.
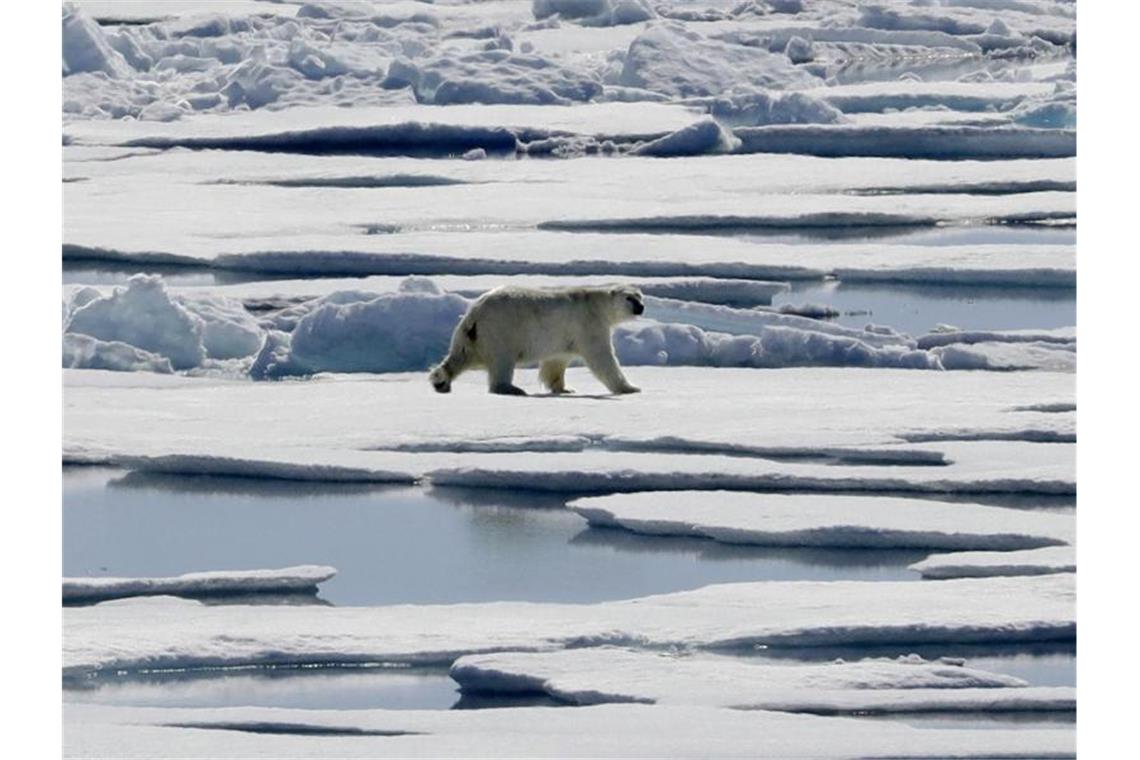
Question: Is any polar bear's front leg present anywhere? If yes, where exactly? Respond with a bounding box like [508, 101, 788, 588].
[539, 358, 574, 394]
[486, 356, 527, 396]
[581, 338, 640, 395]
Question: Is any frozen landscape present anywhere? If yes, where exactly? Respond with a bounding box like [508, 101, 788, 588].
[62, 0, 1076, 756]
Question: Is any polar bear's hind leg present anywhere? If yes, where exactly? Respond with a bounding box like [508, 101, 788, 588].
[539, 358, 574, 394]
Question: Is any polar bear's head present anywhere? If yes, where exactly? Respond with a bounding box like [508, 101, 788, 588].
[606, 285, 645, 323]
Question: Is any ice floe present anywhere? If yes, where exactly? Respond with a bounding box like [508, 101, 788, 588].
[910, 546, 1075, 580]
[63, 367, 1074, 492]
[451, 647, 1074, 713]
[64, 702, 1074, 759]
[63, 574, 1074, 677]
[64, 565, 337, 603]
[568, 492, 1074, 550]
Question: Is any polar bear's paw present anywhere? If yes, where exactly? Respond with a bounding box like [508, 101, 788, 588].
[491, 383, 528, 396]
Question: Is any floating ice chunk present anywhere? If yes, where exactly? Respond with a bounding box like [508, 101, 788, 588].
[632, 118, 740, 156]
[617, 24, 818, 98]
[65, 275, 206, 370]
[65, 702, 1074, 759]
[911, 546, 1075, 580]
[568, 492, 1073, 550]
[63, 333, 173, 374]
[452, 648, 1075, 713]
[64, 565, 337, 603]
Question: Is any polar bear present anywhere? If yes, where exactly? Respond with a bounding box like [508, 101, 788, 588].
[429, 285, 645, 396]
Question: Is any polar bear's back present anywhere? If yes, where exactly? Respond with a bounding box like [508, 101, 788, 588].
[465, 286, 617, 360]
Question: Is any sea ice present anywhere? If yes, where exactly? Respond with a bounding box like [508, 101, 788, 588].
[63, 575, 1075, 677]
[64, 702, 1074, 759]
[63, 367, 1074, 492]
[568, 492, 1074, 550]
[451, 648, 1074, 713]
[64, 565, 337, 603]
[910, 546, 1075, 580]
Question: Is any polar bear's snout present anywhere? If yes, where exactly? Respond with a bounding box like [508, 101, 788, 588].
[429, 365, 452, 393]
[627, 294, 645, 315]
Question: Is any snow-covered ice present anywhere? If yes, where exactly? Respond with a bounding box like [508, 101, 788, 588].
[568, 492, 1074, 550]
[63, 367, 1073, 492]
[64, 565, 337, 603]
[64, 575, 1074, 677]
[64, 702, 1074, 759]
[451, 647, 1074, 713]
[910, 547, 1075, 580]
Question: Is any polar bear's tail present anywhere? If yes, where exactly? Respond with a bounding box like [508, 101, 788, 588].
[429, 312, 479, 393]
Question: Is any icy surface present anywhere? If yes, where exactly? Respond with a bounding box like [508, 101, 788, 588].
[65, 702, 1074, 759]
[64, 565, 337, 603]
[911, 547, 1075, 580]
[64, 575, 1074, 676]
[64, 368, 1073, 492]
[451, 648, 1074, 713]
[569, 492, 1074, 550]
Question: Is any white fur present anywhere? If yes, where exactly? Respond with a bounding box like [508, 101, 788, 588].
[429, 285, 645, 396]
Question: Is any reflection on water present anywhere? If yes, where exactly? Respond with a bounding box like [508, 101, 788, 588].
[773, 279, 1075, 336]
[65, 469, 930, 608]
[741, 641, 1076, 688]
